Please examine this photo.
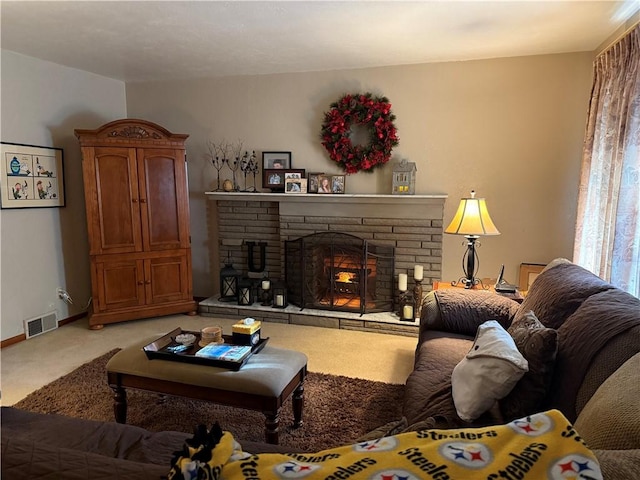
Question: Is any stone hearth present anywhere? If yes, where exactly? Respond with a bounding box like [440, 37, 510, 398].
[201, 192, 447, 335]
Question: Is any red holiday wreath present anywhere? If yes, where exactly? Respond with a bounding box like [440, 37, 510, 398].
[320, 93, 399, 174]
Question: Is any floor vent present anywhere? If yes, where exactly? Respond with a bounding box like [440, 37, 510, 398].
[24, 311, 58, 339]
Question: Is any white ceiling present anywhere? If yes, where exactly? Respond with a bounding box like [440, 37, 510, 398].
[1, 1, 637, 83]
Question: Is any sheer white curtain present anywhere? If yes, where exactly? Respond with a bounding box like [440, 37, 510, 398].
[574, 25, 640, 297]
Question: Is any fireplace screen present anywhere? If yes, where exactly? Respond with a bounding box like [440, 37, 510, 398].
[285, 232, 394, 314]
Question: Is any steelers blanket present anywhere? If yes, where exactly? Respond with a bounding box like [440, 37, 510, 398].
[169, 409, 602, 480]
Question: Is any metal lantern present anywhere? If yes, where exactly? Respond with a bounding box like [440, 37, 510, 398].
[219, 261, 241, 302]
[392, 159, 417, 195]
[272, 281, 288, 308]
[237, 278, 254, 306]
[399, 291, 415, 322]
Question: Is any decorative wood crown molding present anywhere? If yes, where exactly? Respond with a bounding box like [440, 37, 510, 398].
[75, 119, 189, 146]
[107, 126, 161, 139]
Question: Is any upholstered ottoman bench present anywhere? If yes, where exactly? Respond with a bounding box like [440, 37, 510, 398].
[106, 338, 307, 444]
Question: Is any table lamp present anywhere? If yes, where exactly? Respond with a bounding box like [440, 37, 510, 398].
[444, 190, 500, 288]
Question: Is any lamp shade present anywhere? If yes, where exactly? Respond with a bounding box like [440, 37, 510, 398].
[445, 191, 500, 236]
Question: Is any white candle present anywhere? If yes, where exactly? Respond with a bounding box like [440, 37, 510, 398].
[403, 305, 414, 320]
[398, 273, 408, 292]
[275, 294, 284, 306]
[261, 280, 270, 290]
[414, 265, 424, 281]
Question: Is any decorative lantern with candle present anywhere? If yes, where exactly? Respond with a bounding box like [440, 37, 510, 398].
[237, 278, 254, 306]
[400, 292, 415, 322]
[272, 281, 288, 308]
[219, 260, 241, 302]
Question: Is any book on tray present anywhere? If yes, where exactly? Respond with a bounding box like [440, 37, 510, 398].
[195, 343, 252, 362]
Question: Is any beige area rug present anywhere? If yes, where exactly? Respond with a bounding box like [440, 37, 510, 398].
[14, 349, 405, 452]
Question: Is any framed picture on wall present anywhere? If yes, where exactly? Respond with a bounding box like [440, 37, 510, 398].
[0, 142, 65, 208]
[262, 151, 292, 170]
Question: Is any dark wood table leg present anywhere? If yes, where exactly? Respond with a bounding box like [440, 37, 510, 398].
[292, 382, 304, 428]
[111, 385, 127, 423]
[264, 411, 280, 444]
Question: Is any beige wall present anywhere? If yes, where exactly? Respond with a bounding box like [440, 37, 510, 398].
[126, 52, 593, 296]
[0, 50, 126, 340]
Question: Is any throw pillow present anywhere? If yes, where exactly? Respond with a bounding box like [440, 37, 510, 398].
[451, 320, 529, 422]
[500, 310, 558, 421]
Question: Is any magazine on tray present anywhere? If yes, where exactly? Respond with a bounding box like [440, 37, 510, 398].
[195, 343, 252, 362]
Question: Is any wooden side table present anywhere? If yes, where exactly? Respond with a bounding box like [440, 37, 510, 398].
[433, 281, 524, 303]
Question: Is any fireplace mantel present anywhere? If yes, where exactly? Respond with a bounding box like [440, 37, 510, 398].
[206, 192, 447, 218]
[205, 192, 447, 205]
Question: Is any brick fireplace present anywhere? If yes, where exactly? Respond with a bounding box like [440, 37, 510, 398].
[200, 192, 447, 335]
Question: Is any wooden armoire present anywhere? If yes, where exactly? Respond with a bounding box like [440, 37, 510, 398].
[75, 119, 196, 329]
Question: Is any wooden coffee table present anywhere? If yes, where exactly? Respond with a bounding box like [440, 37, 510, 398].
[106, 337, 307, 444]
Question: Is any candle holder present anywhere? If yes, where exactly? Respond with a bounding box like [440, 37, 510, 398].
[413, 277, 424, 320]
[260, 275, 272, 306]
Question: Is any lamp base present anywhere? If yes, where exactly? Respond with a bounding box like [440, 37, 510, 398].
[450, 276, 488, 290]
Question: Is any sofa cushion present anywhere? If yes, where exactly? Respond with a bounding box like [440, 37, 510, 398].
[451, 320, 528, 422]
[403, 330, 472, 424]
[431, 290, 518, 337]
[547, 288, 640, 421]
[574, 352, 640, 450]
[499, 310, 558, 421]
[513, 261, 613, 330]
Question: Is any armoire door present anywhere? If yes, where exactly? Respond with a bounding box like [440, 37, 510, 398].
[145, 254, 191, 305]
[94, 257, 145, 312]
[82, 146, 143, 255]
[137, 148, 190, 251]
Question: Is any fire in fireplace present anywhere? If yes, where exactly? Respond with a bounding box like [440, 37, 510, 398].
[285, 232, 394, 314]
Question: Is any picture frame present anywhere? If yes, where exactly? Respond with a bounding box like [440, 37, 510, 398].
[317, 174, 332, 194]
[331, 175, 346, 194]
[307, 172, 324, 193]
[285, 178, 307, 194]
[1, 142, 65, 208]
[518, 263, 546, 293]
[263, 168, 305, 192]
[262, 151, 291, 170]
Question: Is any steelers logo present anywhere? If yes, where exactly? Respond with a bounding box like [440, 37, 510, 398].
[439, 442, 493, 469]
[548, 454, 603, 479]
[353, 436, 399, 453]
[508, 412, 555, 437]
[370, 469, 420, 480]
[273, 461, 321, 478]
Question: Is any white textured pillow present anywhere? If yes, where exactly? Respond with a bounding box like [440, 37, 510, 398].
[452, 320, 529, 422]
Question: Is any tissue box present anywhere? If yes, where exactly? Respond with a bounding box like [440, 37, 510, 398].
[232, 319, 261, 346]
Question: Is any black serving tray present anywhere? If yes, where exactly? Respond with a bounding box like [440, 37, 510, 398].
[142, 327, 268, 371]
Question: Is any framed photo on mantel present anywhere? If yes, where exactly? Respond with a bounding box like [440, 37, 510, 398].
[263, 168, 305, 192]
[262, 151, 291, 170]
[1, 142, 65, 208]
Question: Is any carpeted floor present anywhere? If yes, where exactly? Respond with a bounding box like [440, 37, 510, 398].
[14, 349, 405, 452]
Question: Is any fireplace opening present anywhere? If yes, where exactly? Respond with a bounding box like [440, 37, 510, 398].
[285, 232, 394, 314]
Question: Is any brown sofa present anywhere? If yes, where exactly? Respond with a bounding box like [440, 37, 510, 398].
[403, 258, 640, 479]
[1, 406, 298, 479]
[3, 259, 638, 478]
